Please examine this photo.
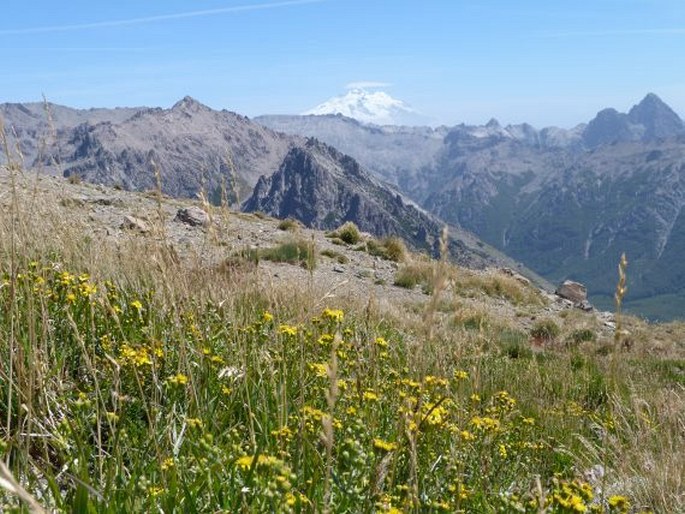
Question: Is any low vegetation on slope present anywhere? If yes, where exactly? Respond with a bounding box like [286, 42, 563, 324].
[0, 171, 683, 513]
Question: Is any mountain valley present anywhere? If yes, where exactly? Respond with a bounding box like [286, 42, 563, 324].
[3, 93, 685, 318]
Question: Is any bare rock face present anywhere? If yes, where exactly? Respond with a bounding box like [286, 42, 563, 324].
[556, 280, 587, 304]
[243, 139, 505, 269]
[16, 97, 294, 203]
[175, 206, 209, 227]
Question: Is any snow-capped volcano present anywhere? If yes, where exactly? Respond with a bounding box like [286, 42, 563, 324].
[304, 88, 422, 126]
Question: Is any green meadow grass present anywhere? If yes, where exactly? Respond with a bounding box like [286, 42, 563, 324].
[0, 160, 682, 513]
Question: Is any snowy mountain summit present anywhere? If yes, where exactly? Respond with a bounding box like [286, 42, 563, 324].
[304, 88, 422, 126]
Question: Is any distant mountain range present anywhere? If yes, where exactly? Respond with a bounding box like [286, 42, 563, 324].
[0, 96, 515, 273]
[258, 94, 685, 319]
[3, 93, 685, 318]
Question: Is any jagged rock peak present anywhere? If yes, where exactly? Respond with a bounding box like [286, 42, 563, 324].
[582, 108, 640, 148]
[171, 96, 210, 112]
[628, 92, 684, 139]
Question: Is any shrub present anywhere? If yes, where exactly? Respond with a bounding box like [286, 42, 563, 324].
[503, 340, 533, 360]
[530, 319, 560, 342]
[567, 328, 596, 347]
[382, 236, 407, 262]
[365, 237, 407, 262]
[67, 173, 82, 185]
[394, 262, 433, 290]
[277, 218, 300, 232]
[333, 222, 361, 245]
[234, 239, 316, 270]
[320, 248, 349, 264]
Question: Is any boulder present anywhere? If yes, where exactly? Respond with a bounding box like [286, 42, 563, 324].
[175, 206, 210, 227]
[121, 215, 150, 233]
[555, 280, 587, 304]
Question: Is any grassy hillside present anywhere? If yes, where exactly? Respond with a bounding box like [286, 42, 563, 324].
[0, 166, 683, 513]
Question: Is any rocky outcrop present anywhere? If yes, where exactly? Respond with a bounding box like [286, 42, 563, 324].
[555, 280, 593, 311]
[243, 139, 510, 269]
[175, 206, 209, 227]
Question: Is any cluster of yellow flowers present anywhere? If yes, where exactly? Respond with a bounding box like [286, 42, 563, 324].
[118, 341, 163, 367]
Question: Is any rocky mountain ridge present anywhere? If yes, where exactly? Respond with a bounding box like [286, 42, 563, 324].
[4, 93, 685, 318]
[0, 96, 517, 275]
[258, 94, 685, 319]
[243, 138, 522, 270]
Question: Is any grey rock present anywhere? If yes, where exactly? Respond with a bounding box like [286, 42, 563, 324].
[175, 206, 210, 227]
[556, 280, 588, 304]
[121, 215, 150, 233]
[577, 300, 594, 312]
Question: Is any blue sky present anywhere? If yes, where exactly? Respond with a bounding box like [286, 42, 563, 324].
[0, 0, 683, 127]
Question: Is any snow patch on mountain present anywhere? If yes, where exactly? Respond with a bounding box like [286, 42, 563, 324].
[304, 88, 423, 126]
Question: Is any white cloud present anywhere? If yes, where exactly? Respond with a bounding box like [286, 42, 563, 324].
[0, 0, 325, 36]
[345, 81, 392, 90]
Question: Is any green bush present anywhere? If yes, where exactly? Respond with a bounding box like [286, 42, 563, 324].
[236, 239, 316, 270]
[567, 328, 596, 347]
[530, 319, 560, 341]
[333, 222, 362, 245]
[365, 237, 407, 262]
[394, 262, 433, 290]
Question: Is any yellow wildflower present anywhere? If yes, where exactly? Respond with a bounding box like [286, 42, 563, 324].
[423, 402, 448, 426]
[470, 416, 500, 432]
[448, 483, 469, 500]
[235, 454, 283, 470]
[317, 333, 334, 346]
[373, 438, 398, 452]
[148, 486, 164, 497]
[321, 308, 344, 322]
[424, 375, 449, 388]
[186, 417, 203, 429]
[278, 324, 298, 336]
[460, 430, 475, 441]
[363, 390, 379, 402]
[608, 495, 629, 510]
[498, 443, 508, 458]
[167, 373, 189, 386]
[453, 370, 469, 380]
[270, 426, 294, 440]
[308, 362, 329, 378]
